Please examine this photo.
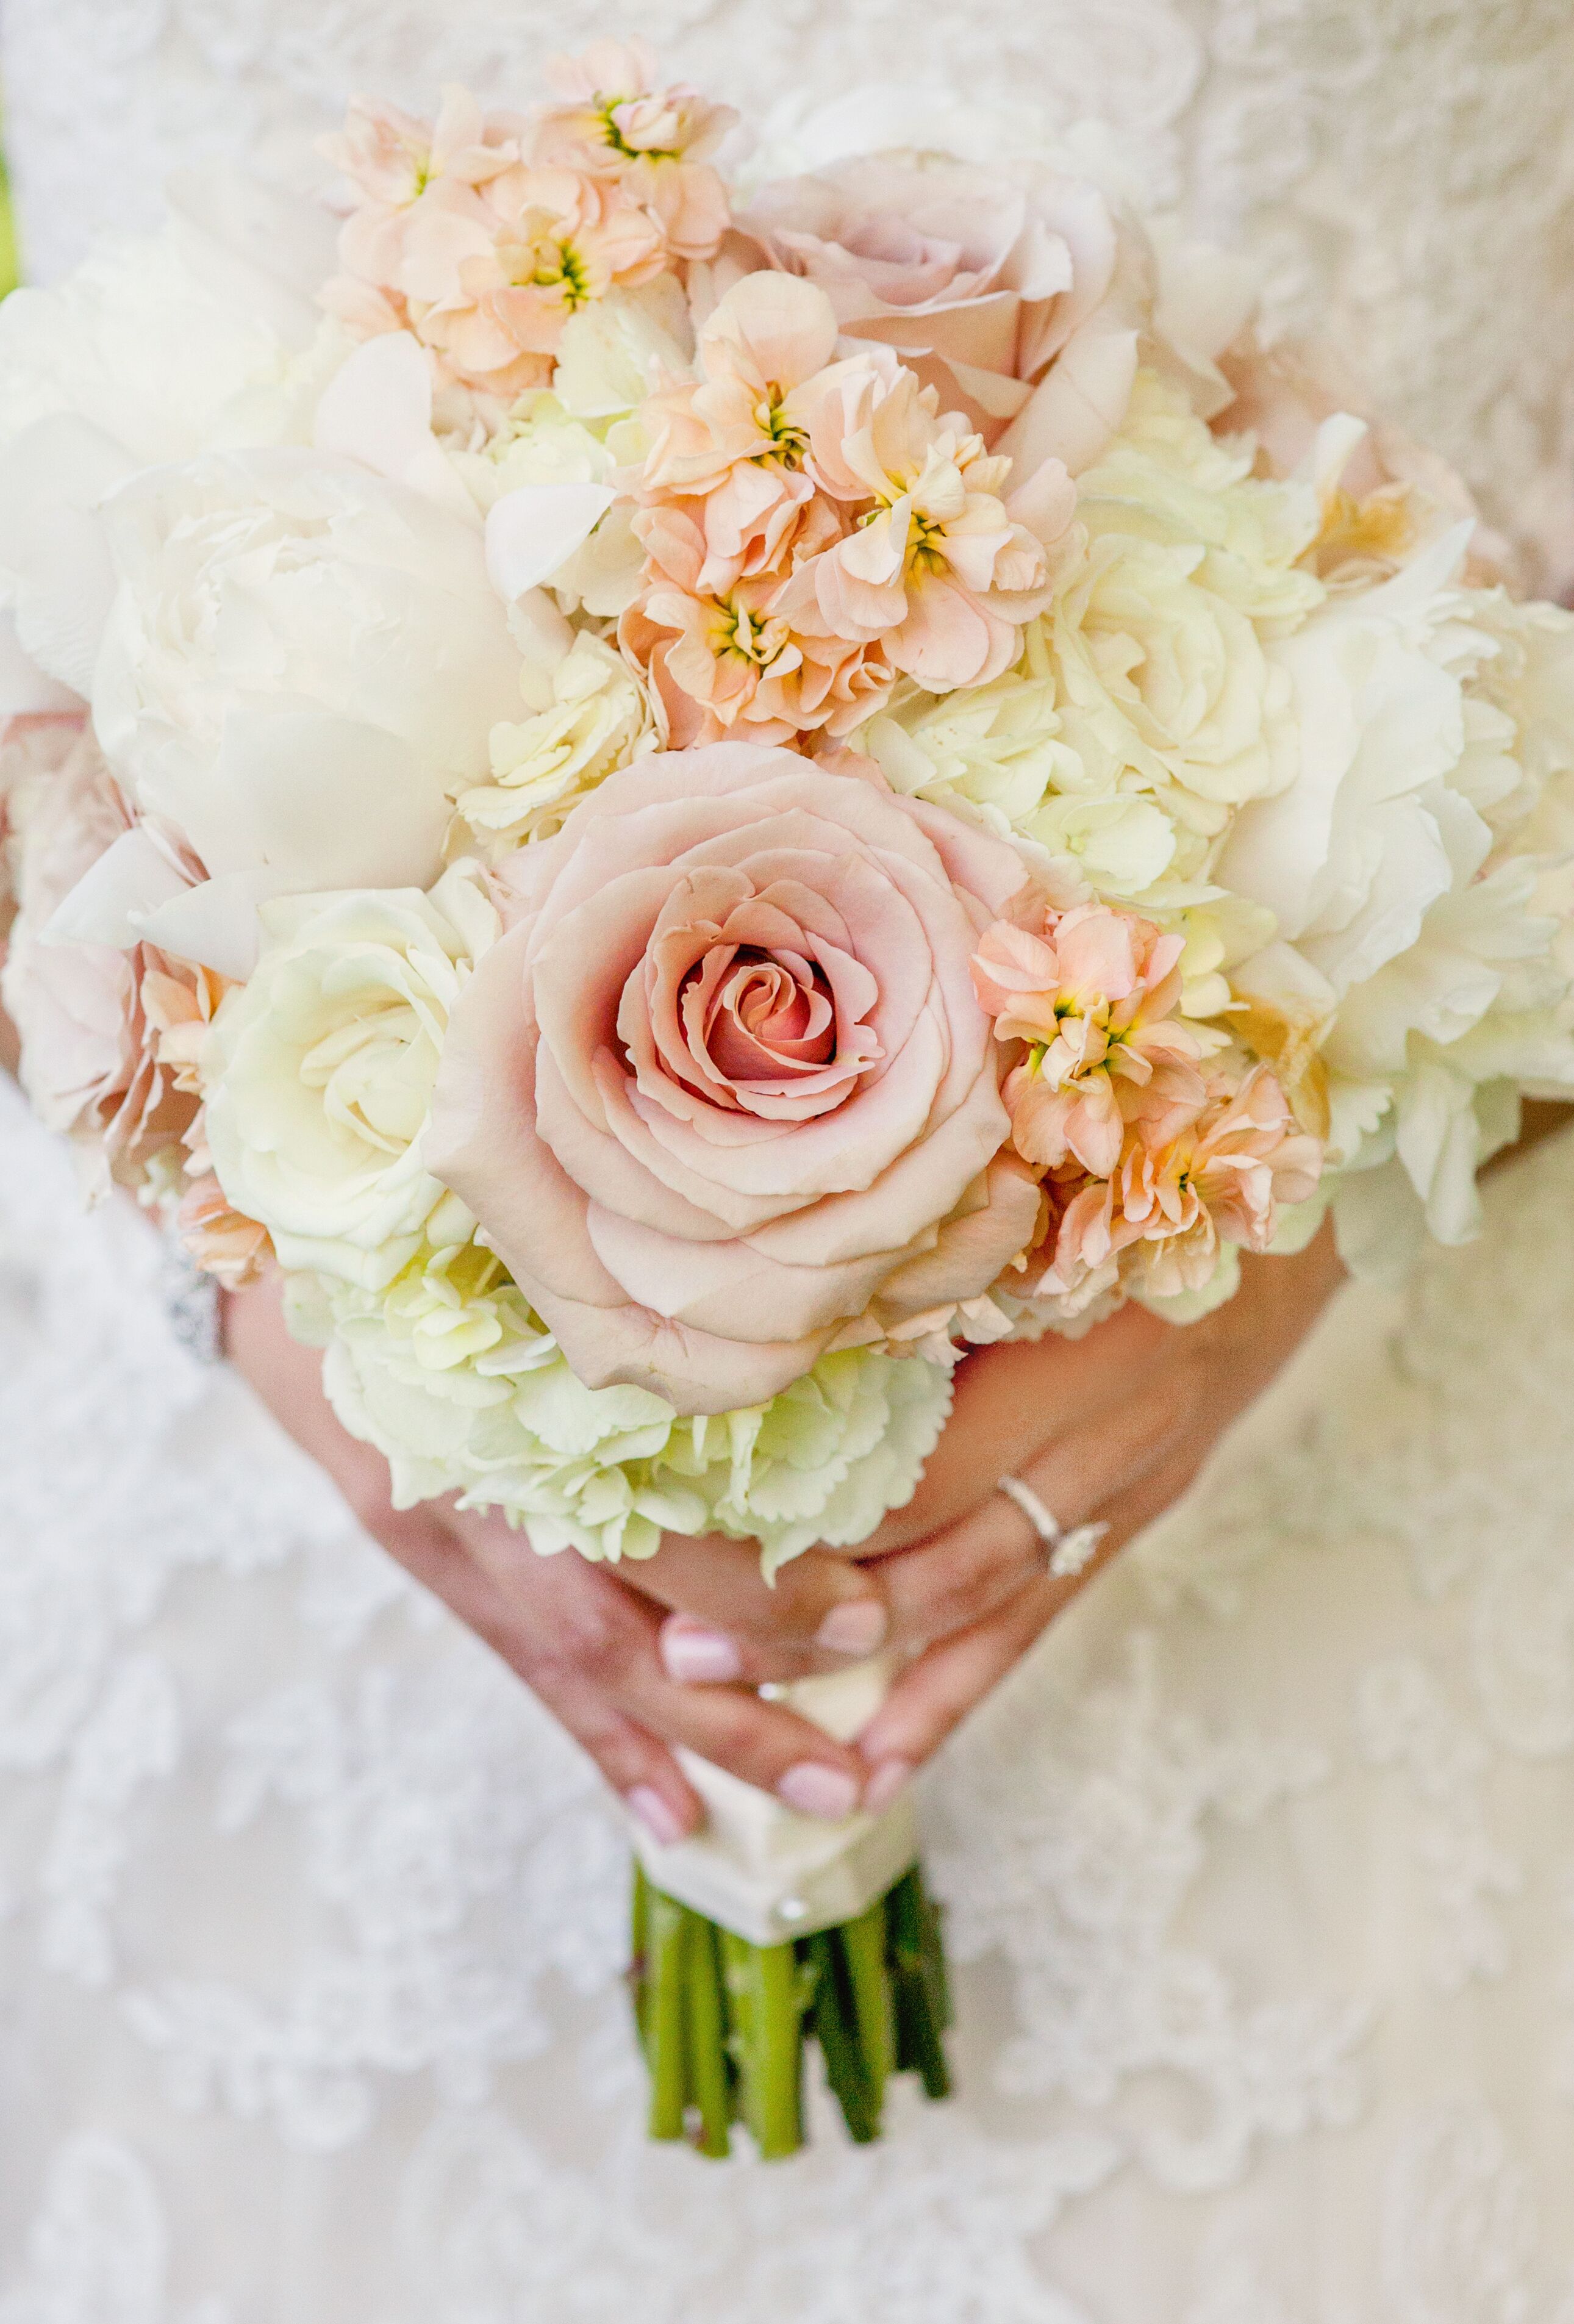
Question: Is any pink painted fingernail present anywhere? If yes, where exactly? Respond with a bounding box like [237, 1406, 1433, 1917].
[660, 1624, 742, 1684]
[863, 1757, 915, 1815]
[778, 1762, 860, 1820]
[628, 1785, 689, 1846]
[815, 1598, 888, 1657]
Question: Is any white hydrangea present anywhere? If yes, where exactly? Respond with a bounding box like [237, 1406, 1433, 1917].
[854, 370, 1325, 913]
[305, 1239, 953, 1574]
[453, 633, 656, 857]
[441, 390, 644, 616]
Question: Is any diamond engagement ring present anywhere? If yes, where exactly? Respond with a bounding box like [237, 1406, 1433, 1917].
[996, 1476, 1109, 1580]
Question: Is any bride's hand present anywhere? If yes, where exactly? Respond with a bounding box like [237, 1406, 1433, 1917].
[624, 1224, 1347, 1802]
[222, 1272, 886, 1843]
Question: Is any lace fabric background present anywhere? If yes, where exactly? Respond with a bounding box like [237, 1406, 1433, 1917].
[2, 3, 1574, 2317]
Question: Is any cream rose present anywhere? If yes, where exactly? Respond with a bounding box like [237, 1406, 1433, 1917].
[453, 633, 655, 858]
[204, 866, 500, 1287]
[426, 743, 1042, 1413]
[1039, 375, 1323, 839]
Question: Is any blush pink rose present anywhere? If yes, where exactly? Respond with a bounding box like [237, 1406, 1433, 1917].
[426, 742, 1042, 1413]
[739, 153, 1121, 445]
[0, 728, 192, 1194]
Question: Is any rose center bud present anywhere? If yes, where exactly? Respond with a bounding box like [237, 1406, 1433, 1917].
[701, 947, 837, 1082]
[627, 874, 888, 1127]
[300, 1003, 430, 1155]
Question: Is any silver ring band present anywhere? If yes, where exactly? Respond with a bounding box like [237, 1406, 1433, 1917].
[996, 1475, 1108, 1580]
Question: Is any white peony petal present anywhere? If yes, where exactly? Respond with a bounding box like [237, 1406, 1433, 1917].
[485, 482, 618, 601]
[312, 332, 479, 522]
[1394, 1059, 1483, 1243]
[0, 611, 80, 714]
[134, 866, 293, 981]
[41, 825, 191, 949]
[217, 709, 450, 892]
[0, 415, 135, 694]
[164, 169, 339, 346]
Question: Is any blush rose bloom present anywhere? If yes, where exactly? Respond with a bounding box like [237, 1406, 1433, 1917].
[0, 725, 189, 1193]
[739, 153, 1120, 444]
[426, 742, 1043, 1413]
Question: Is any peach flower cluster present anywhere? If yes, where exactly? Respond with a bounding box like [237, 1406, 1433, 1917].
[618, 273, 1073, 748]
[322, 51, 734, 395]
[532, 39, 736, 262]
[971, 899, 1321, 1316]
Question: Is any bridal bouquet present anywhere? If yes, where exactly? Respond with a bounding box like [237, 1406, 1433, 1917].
[4, 45, 1574, 2156]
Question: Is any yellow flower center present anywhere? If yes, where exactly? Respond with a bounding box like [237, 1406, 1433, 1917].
[712, 596, 788, 667]
[507, 231, 594, 306]
[752, 388, 809, 470]
[590, 93, 684, 163]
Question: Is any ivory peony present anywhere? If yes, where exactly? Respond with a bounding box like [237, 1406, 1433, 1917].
[82, 449, 524, 974]
[426, 742, 1042, 1413]
[1218, 531, 1574, 1250]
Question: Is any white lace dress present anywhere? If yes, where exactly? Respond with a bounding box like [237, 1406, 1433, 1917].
[3, 5, 1574, 2319]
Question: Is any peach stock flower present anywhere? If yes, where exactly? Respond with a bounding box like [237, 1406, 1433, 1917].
[425, 743, 1041, 1414]
[535, 38, 737, 260]
[415, 165, 666, 395]
[324, 84, 675, 393]
[620, 273, 1071, 741]
[620, 523, 896, 748]
[631, 274, 871, 590]
[321, 88, 520, 336]
[804, 367, 1067, 690]
[971, 902, 1207, 1174]
[1045, 1066, 1322, 1307]
[142, 962, 274, 1287]
[174, 1171, 273, 1290]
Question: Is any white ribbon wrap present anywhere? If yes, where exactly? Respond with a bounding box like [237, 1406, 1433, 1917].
[629, 1657, 915, 1946]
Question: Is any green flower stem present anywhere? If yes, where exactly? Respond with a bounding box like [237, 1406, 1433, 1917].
[842, 1896, 896, 2098]
[754, 1940, 809, 2159]
[634, 1863, 953, 2157]
[807, 1929, 881, 2143]
[630, 1861, 653, 2053]
[684, 1913, 734, 2159]
[646, 1886, 690, 2142]
[887, 1866, 953, 2102]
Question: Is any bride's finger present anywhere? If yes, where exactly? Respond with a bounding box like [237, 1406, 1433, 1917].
[367, 1501, 708, 1844]
[872, 1361, 1196, 1651]
[622, 1529, 893, 1669]
[652, 1357, 1198, 1688]
[848, 1299, 1175, 1558]
[457, 1509, 870, 1818]
[854, 1451, 1198, 1783]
